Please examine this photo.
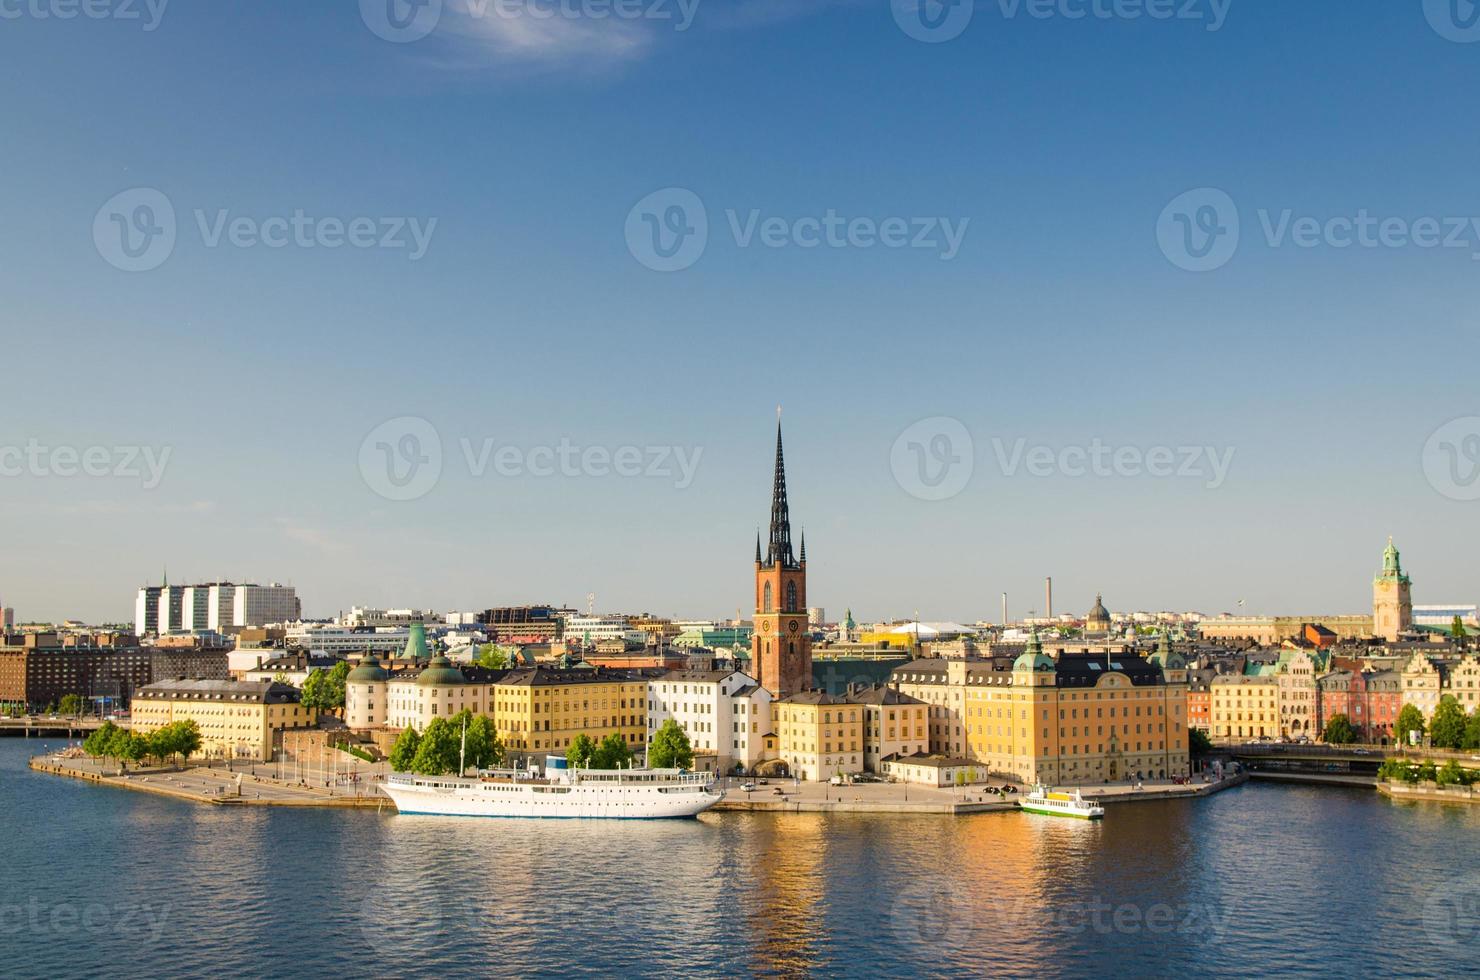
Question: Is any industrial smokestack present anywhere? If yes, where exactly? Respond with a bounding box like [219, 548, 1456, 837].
[1001, 592, 1008, 628]
[1046, 577, 1053, 620]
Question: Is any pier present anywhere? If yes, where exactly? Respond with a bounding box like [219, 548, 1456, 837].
[29, 753, 385, 808]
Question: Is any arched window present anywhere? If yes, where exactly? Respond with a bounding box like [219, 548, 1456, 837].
[785, 581, 798, 612]
[763, 582, 773, 613]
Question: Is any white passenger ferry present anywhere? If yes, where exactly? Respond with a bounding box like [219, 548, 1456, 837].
[380, 756, 722, 819]
[1019, 785, 1105, 820]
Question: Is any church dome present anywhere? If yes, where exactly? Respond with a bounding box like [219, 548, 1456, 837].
[416, 655, 466, 687]
[1148, 633, 1185, 671]
[346, 654, 388, 683]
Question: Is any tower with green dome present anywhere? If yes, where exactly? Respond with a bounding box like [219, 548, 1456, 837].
[1373, 536, 1413, 643]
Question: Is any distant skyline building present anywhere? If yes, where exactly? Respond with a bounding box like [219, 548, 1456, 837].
[134, 580, 300, 636]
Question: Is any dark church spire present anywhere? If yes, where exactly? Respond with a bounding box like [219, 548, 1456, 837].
[765, 410, 797, 569]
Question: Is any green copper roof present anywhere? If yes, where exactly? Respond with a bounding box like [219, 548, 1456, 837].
[1013, 630, 1056, 671]
[1376, 536, 1412, 585]
[416, 655, 465, 687]
[346, 654, 388, 683]
[1149, 632, 1185, 671]
[401, 622, 429, 661]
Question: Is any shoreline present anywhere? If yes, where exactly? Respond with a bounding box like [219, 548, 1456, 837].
[30, 752, 1247, 815]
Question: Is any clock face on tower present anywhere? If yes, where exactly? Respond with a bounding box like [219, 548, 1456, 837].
[787, 619, 800, 634]
[760, 620, 771, 633]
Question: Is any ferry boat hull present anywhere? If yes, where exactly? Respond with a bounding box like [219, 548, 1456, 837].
[1019, 785, 1105, 820]
[379, 759, 723, 819]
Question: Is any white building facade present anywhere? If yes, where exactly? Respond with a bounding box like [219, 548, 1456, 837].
[646, 669, 773, 774]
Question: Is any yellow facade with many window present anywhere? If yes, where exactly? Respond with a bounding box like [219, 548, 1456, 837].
[773, 694, 864, 781]
[131, 679, 316, 762]
[1210, 674, 1278, 741]
[492, 669, 647, 760]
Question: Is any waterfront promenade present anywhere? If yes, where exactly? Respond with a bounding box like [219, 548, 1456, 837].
[711, 771, 1246, 815]
[29, 752, 386, 808]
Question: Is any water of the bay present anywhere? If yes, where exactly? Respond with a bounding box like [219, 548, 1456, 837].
[2, 739, 1476, 978]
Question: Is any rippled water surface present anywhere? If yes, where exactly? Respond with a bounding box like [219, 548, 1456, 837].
[2, 739, 1477, 978]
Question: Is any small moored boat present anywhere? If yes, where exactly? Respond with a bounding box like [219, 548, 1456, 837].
[1019, 785, 1105, 820]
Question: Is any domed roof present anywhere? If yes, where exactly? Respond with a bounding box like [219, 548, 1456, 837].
[346, 654, 388, 683]
[1148, 633, 1185, 671]
[416, 655, 466, 687]
[1087, 593, 1110, 622]
[1013, 631, 1056, 672]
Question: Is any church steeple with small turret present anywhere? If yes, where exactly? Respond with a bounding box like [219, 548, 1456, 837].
[1374, 536, 1413, 643]
[752, 411, 811, 697]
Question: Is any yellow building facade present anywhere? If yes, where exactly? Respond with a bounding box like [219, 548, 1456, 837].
[772, 693, 864, 781]
[892, 635, 1191, 786]
[1209, 674, 1278, 740]
[131, 679, 317, 762]
[492, 668, 648, 760]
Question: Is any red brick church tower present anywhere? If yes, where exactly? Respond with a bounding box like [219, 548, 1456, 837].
[752, 415, 811, 697]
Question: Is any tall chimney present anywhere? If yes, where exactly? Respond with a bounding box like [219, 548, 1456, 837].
[1046, 577, 1053, 620]
[1001, 592, 1008, 628]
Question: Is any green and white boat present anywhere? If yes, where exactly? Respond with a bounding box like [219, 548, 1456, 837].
[1020, 785, 1104, 820]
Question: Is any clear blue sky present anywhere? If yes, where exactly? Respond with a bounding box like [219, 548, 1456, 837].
[3, 0, 1478, 624]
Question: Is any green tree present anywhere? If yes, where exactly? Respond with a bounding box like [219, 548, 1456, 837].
[1395, 704, 1426, 746]
[1452, 615, 1467, 645]
[83, 720, 120, 759]
[1436, 760, 1465, 787]
[173, 719, 202, 764]
[590, 733, 634, 770]
[324, 660, 350, 710]
[409, 717, 460, 775]
[1322, 714, 1358, 745]
[389, 726, 421, 772]
[648, 719, 695, 770]
[452, 712, 504, 771]
[1188, 728, 1213, 756]
[474, 644, 510, 670]
[567, 734, 599, 769]
[58, 693, 84, 717]
[1464, 709, 1480, 751]
[1430, 699, 1467, 750]
[120, 732, 150, 767]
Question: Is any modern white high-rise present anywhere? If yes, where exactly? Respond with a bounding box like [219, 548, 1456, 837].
[562, 614, 645, 648]
[234, 583, 300, 627]
[135, 581, 300, 635]
[646, 669, 773, 774]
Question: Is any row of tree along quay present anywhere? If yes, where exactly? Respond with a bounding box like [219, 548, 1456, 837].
[81, 719, 202, 769]
[386, 714, 696, 777]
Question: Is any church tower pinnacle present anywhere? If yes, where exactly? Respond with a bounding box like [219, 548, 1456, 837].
[751, 412, 811, 697]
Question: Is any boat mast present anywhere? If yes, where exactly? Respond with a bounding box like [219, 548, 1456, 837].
[459, 716, 468, 777]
